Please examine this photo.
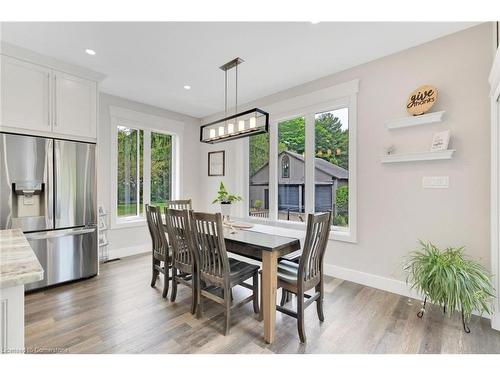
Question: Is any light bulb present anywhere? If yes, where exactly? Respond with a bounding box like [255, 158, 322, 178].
[227, 123, 234, 134]
[218, 126, 225, 136]
[249, 117, 256, 129]
[209, 129, 216, 139]
[238, 120, 245, 131]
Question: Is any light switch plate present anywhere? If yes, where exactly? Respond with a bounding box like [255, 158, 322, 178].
[422, 176, 449, 188]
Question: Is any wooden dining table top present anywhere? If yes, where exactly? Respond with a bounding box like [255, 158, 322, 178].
[224, 226, 301, 261]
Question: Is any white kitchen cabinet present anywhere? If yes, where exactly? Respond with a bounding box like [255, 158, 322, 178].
[1, 56, 52, 133]
[53, 72, 97, 139]
[1, 53, 99, 141]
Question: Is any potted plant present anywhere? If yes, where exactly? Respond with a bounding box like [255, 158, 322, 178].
[404, 240, 494, 332]
[212, 182, 242, 222]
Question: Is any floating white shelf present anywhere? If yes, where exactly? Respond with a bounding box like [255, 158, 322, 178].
[385, 111, 445, 130]
[381, 149, 455, 163]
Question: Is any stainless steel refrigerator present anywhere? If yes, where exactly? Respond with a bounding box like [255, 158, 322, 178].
[0, 132, 98, 291]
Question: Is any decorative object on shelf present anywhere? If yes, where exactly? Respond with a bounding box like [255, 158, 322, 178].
[381, 149, 455, 164]
[200, 57, 269, 144]
[385, 110, 445, 130]
[430, 130, 450, 151]
[212, 181, 242, 223]
[404, 240, 494, 333]
[406, 85, 438, 116]
[208, 150, 225, 176]
[385, 145, 395, 155]
[98, 205, 109, 263]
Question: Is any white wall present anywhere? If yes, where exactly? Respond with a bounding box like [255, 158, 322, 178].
[98, 93, 201, 259]
[197, 24, 494, 292]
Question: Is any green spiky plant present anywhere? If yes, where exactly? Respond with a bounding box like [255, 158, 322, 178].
[404, 240, 494, 322]
[212, 182, 243, 204]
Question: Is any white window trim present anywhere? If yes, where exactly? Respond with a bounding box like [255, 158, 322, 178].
[109, 106, 184, 229]
[245, 79, 359, 243]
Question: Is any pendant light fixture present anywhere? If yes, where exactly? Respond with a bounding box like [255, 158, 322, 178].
[200, 57, 269, 144]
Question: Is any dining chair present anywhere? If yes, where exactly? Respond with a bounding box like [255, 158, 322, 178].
[164, 208, 197, 314]
[190, 212, 260, 335]
[145, 204, 171, 298]
[166, 199, 192, 211]
[275, 212, 331, 343]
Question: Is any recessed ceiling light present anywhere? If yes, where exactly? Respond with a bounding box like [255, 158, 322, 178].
[85, 49, 96, 56]
[310, 21, 320, 24]
[183, 85, 191, 90]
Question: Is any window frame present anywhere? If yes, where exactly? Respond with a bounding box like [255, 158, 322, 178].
[245, 79, 358, 243]
[110, 106, 183, 229]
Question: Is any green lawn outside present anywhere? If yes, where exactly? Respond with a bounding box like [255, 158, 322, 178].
[117, 202, 167, 217]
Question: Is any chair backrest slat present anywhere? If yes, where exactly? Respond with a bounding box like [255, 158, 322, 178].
[166, 199, 192, 211]
[145, 204, 169, 258]
[164, 208, 195, 269]
[298, 212, 331, 284]
[190, 212, 230, 284]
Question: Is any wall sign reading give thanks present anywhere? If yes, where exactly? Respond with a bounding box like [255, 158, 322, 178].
[406, 85, 438, 116]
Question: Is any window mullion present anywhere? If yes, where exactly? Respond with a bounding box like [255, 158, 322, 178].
[304, 113, 315, 215]
[143, 130, 152, 209]
[269, 122, 278, 221]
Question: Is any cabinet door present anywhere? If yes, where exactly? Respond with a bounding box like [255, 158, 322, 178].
[1, 56, 51, 132]
[53, 71, 97, 139]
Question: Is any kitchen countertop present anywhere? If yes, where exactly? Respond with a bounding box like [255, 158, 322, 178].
[0, 229, 44, 289]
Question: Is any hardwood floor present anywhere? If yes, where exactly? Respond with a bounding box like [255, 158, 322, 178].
[25, 253, 500, 354]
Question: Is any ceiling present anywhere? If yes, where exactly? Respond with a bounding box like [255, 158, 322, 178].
[0, 22, 478, 118]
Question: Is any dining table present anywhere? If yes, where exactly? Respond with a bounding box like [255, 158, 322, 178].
[223, 225, 301, 344]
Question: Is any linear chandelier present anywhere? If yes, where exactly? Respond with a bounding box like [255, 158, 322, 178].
[200, 57, 269, 144]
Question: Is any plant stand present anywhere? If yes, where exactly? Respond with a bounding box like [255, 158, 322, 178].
[416, 297, 471, 333]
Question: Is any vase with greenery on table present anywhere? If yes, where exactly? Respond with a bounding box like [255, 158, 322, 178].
[404, 240, 494, 333]
[212, 182, 242, 223]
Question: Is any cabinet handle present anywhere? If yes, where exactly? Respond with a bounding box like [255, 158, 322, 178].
[53, 75, 57, 127]
[47, 73, 51, 128]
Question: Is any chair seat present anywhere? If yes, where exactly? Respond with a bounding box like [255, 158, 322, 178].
[280, 249, 302, 263]
[228, 258, 259, 281]
[277, 259, 300, 285]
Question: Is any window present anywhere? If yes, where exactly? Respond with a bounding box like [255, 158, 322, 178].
[314, 108, 349, 228]
[281, 155, 290, 178]
[249, 132, 269, 218]
[115, 125, 175, 221]
[278, 117, 305, 222]
[245, 79, 358, 241]
[117, 126, 143, 217]
[150, 132, 173, 212]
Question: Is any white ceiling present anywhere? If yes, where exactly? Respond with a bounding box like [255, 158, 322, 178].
[0, 22, 478, 118]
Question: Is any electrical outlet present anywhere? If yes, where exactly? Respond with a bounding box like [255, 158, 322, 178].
[422, 176, 449, 188]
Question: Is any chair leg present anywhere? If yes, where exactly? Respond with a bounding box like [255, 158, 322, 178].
[316, 282, 325, 322]
[252, 272, 260, 314]
[190, 273, 197, 315]
[169, 267, 177, 301]
[279, 289, 287, 307]
[151, 259, 159, 287]
[224, 287, 231, 335]
[258, 274, 263, 321]
[297, 291, 306, 343]
[196, 277, 203, 319]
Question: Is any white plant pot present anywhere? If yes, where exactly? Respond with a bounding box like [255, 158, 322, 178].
[221, 203, 231, 222]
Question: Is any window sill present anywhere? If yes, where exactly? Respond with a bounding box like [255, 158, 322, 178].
[112, 217, 147, 230]
[242, 216, 356, 243]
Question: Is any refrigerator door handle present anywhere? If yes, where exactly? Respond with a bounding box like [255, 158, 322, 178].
[25, 227, 96, 241]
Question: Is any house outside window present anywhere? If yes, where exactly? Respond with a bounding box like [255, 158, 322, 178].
[281, 154, 290, 178]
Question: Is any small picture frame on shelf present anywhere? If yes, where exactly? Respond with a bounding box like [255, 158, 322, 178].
[98, 216, 107, 231]
[99, 233, 108, 247]
[98, 205, 107, 216]
[430, 130, 450, 151]
[208, 150, 225, 176]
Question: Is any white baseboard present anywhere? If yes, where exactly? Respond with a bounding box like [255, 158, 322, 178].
[323, 263, 420, 300]
[108, 244, 149, 260]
